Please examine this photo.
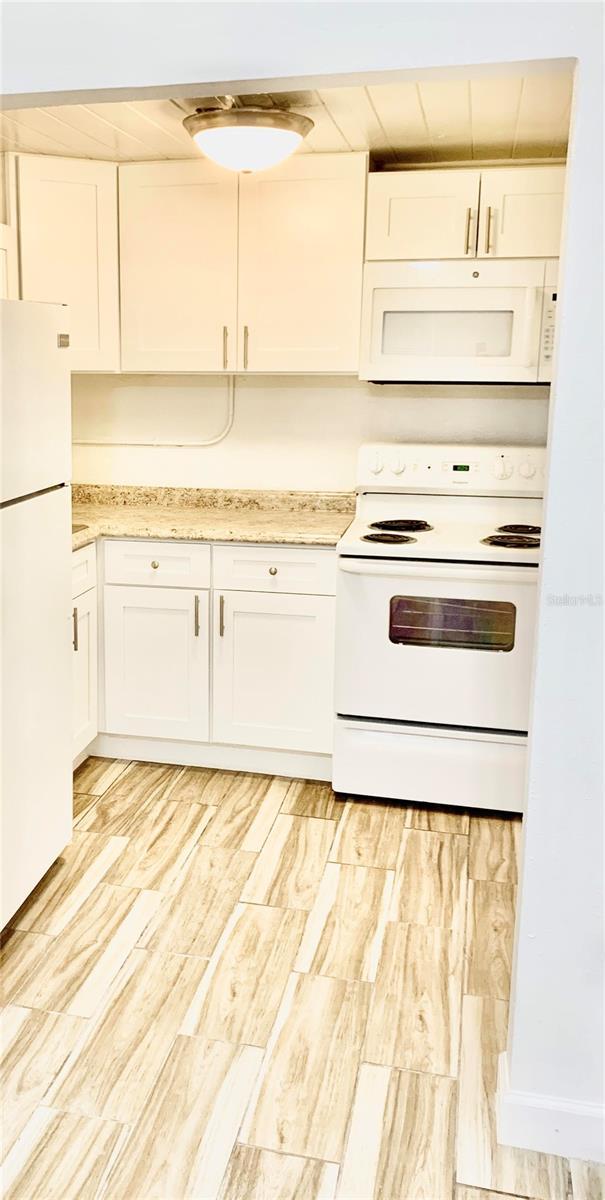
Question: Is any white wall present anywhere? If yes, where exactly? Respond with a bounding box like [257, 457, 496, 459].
[0, 2, 577, 106]
[72, 373, 549, 490]
[5, 0, 603, 1163]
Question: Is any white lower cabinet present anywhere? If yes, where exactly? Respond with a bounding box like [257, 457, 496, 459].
[73, 587, 98, 758]
[100, 540, 336, 759]
[103, 585, 209, 741]
[73, 544, 98, 761]
[212, 590, 335, 753]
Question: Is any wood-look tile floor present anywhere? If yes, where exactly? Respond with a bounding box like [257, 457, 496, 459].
[1, 757, 603, 1200]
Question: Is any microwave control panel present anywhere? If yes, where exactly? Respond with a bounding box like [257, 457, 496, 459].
[539, 290, 557, 377]
[538, 261, 558, 383]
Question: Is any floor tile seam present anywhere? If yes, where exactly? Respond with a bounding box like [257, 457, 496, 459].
[230, 1136, 341, 1168]
[451, 855, 474, 1200]
[360, 1053, 460, 1083]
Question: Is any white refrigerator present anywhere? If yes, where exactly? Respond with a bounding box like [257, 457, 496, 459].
[1, 299, 72, 927]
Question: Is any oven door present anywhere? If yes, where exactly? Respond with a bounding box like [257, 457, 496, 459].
[335, 559, 537, 731]
[359, 259, 547, 383]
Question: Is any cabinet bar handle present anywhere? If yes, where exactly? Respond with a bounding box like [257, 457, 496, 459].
[484, 206, 493, 254]
[219, 594, 225, 637]
[243, 325, 249, 370]
[464, 206, 473, 255]
[194, 594, 200, 638]
[222, 325, 228, 370]
[72, 606, 79, 652]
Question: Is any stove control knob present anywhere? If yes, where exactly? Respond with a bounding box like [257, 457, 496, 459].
[369, 454, 384, 475]
[391, 458, 406, 475]
[493, 457, 514, 480]
[519, 460, 537, 479]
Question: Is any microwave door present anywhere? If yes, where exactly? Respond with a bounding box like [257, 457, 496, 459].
[363, 285, 542, 383]
[358, 260, 549, 384]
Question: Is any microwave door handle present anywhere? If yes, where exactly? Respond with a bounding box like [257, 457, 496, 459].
[522, 288, 542, 367]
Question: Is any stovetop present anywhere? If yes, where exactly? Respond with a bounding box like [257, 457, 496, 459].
[338, 443, 546, 566]
[340, 510, 543, 564]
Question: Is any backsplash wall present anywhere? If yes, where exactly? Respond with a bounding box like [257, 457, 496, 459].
[72, 374, 549, 492]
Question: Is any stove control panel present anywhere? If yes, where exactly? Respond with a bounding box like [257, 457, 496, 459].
[357, 443, 546, 496]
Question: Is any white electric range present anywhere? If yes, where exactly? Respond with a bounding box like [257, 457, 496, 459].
[333, 442, 546, 814]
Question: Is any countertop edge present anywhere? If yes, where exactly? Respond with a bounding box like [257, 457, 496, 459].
[71, 513, 352, 553]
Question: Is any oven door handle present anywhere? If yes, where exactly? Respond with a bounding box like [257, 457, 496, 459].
[338, 559, 536, 586]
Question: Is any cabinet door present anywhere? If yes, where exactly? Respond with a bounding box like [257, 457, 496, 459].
[119, 161, 238, 372]
[73, 588, 98, 759]
[237, 153, 367, 372]
[104, 585, 209, 740]
[212, 591, 335, 753]
[366, 169, 481, 260]
[17, 155, 119, 371]
[0, 224, 17, 299]
[477, 166, 565, 258]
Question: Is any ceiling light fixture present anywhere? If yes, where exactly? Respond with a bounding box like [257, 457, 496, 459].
[183, 105, 314, 173]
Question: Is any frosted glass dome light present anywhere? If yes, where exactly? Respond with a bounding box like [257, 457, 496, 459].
[183, 107, 314, 173]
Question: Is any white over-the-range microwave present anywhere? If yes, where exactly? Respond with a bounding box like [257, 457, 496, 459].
[359, 258, 557, 384]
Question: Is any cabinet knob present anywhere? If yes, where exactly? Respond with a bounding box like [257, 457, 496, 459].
[151, 560, 159, 569]
[269, 566, 278, 576]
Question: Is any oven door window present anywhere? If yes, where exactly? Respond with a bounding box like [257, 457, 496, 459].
[389, 596, 516, 651]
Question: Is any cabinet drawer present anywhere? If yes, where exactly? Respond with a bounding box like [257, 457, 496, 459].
[212, 544, 337, 596]
[72, 543, 97, 598]
[104, 539, 210, 588]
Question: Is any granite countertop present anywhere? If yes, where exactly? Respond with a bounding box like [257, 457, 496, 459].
[71, 485, 355, 552]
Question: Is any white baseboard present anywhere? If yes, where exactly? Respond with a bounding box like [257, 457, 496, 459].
[497, 1052, 605, 1164]
[91, 733, 332, 783]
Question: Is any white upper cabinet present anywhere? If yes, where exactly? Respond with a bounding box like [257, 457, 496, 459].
[237, 153, 367, 372]
[477, 165, 565, 258]
[17, 155, 119, 371]
[0, 157, 18, 299]
[119, 160, 238, 372]
[0, 222, 17, 300]
[119, 152, 366, 374]
[366, 164, 565, 261]
[366, 169, 481, 261]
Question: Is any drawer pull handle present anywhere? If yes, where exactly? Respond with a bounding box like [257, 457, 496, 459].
[243, 325, 249, 370]
[194, 594, 200, 638]
[72, 606, 79, 652]
[219, 594, 225, 638]
[151, 560, 159, 570]
[269, 566, 278, 576]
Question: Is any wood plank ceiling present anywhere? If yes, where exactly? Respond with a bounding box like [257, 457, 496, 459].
[0, 73, 572, 165]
